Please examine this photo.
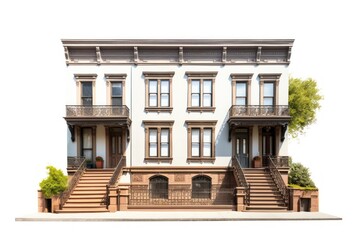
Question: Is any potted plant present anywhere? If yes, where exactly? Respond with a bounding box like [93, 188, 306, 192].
[86, 159, 93, 168]
[39, 166, 68, 212]
[253, 156, 262, 168]
[95, 156, 104, 169]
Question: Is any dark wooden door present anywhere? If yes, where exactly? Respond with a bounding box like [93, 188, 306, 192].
[235, 129, 249, 168]
[262, 127, 275, 166]
[109, 128, 123, 168]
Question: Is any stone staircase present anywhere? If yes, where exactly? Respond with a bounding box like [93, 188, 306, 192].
[243, 168, 288, 212]
[56, 169, 114, 213]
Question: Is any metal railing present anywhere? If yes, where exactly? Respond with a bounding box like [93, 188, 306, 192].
[105, 156, 124, 208]
[231, 156, 250, 206]
[60, 157, 87, 209]
[67, 156, 85, 169]
[66, 105, 129, 118]
[129, 185, 234, 206]
[262, 155, 289, 167]
[268, 156, 289, 207]
[229, 105, 290, 118]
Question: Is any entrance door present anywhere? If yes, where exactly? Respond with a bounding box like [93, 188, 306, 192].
[235, 129, 249, 168]
[262, 127, 275, 166]
[109, 128, 123, 168]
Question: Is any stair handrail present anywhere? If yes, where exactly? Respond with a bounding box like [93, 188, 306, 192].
[231, 156, 250, 206]
[59, 157, 87, 209]
[105, 155, 124, 208]
[268, 156, 289, 207]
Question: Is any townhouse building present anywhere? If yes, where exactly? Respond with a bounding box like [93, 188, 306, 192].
[59, 39, 293, 212]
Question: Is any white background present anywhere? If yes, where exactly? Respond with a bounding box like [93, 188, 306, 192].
[1, 0, 358, 239]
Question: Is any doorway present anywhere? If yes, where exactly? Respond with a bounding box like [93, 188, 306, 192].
[262, 127, 275, 166]
[109, 127, 124, 168]
[234, 128, 249, 168]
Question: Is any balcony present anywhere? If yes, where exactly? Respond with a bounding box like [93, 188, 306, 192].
[228, 105, 291, 126]
[65, 105, 131, 126]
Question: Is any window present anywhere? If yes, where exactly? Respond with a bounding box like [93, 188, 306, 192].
[75, 74, 97, 105]
[186, 72, 217, 112]
[143, 121, 174, 162]
[259, 74, 280, 106]
[111, 82, 123, 105]
[186, 120, 217, 162]
[149, 175, 168, 199]
[81, 82, 93, 105]
[81, 127, 94, 161]
[231, 74, 252, 106]
[105, 74, 127, 105]
[144, 72, 174, 112]
[192, 175, 211, 199]
[263, 82, 274, 106]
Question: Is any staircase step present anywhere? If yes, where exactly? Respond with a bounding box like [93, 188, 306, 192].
[69, 194, 105, 199]
[56, 208, 109, 213]
[67, 199, 103, 203]
[63, 203, 106, 208]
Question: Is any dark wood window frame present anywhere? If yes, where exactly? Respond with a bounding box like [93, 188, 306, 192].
[105, 74, 127, 105]
[143, 120, 174, 163]
[74, 74, 97, 105]
[186, 72, 217, 112]
[144, 72, 174, 113]
[186, 120, 217, 162]
[231, 74, 252, 106]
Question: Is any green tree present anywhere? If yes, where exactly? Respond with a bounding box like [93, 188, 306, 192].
[39, 166, 68, 198]
[288, 77, 323, 138]
[288, 162, 316, 188]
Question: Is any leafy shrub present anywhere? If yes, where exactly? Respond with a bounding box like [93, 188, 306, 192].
[39, 166, 68, 198]
[288, 162, 316, 188]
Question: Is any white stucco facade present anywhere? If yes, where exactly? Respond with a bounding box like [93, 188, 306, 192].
[63, 39, 293, 169]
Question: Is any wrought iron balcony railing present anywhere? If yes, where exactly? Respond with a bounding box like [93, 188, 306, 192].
[66, 105, 129, 118]
[229, 105, 290, 118]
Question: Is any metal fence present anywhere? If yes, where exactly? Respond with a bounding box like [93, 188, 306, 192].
[129, 185, 234, 206]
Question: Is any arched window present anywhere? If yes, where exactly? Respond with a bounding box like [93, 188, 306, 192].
[192, 175, 211, 199]
[149, 175, 168, 199]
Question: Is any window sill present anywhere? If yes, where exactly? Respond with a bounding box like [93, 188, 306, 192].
[145, 107, 173, 113]
[187, 157, 215, 163]
[144, 157, 173, 163]
[187, 107, 215, 113]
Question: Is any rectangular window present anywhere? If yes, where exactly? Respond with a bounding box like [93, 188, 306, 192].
[149, 129, 158, 157]
[144, 72, 174, 112]
[111, 82, 123, 106]
[160, 129, 169, 157]
[81, 127, 93, 161]
[235, 82, 247, 105]
[190, 79, 213, 108]
[263, 82, 274, 106]
[143, 121, 174, 162]
[186, 121, 217, 161]
[186, 72, 217, 112]
[191, 128, 200, 157]
[191, 80, 201, 107]
[160, 80, 170, 107]
[81, 82, 93, 105]
[203, 128, 212, 157]
[149, 80, 158, 107]
[203, 80, 212, 107]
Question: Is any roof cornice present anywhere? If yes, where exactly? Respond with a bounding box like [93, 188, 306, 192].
[61, 39, 294, 47]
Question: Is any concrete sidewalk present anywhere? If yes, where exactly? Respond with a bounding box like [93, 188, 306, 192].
[15, 211, 342, 222]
